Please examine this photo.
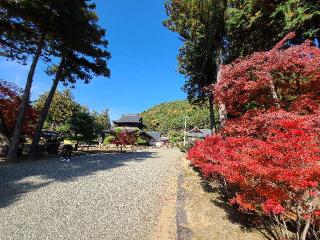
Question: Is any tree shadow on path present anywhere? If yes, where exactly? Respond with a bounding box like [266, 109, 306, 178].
[0, 151, 156, 208]
[199, 179, 275, 240]
[189, 164, 274, 240]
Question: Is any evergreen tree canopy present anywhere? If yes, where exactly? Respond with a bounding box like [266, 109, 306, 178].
[164, 0, 226, 104]
[34, 89, 79, 130]
[226, 0, 320, 61]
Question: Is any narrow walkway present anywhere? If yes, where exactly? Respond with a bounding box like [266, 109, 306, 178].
[177, 158, 265, 240]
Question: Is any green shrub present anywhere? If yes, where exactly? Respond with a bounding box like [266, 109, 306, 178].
[168, 130, 184, 144]
[179, 143, 193, 153]
[137, 137, 148, 146]
[103, 135, 114, 145]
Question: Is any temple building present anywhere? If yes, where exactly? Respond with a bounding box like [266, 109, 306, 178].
[109, 114, 164, 147]
[113, 114, 145, 130]
[187, 127, 211, 142]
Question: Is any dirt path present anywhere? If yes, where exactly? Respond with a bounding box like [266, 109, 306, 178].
[175, 157, 266, 240]
[151, 171, 178, 240]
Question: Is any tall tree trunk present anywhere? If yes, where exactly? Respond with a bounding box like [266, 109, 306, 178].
[0, 110, 8, 138]
[29, 57, 66, 158]
[6, 0, 54, 162]
[6, 32, 46, 162]
[208, 94, 216, 133]
[216, 49, 227, 128]
[300, 219, 310, 240]
[74, 140, 79, 151]
[0, 110, 9, 157]
[269, 76, 280, 107]
[212, 0, 227, 129]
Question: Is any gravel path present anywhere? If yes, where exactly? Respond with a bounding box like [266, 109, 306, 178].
[0, 149, 181, 240]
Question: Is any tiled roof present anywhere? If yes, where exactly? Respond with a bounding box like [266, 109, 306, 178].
[146, 131, 161, 141]
[113, 114, 142, 123]
[187, 129, 212, 138]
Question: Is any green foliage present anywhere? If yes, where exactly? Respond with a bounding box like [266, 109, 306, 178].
[46, 0, 111, 87]
[136, 137, 147, 146]
[69, 107, 95, 143]
[141, 100, 211, 134]
[0, 0, 53, 63]
[34, 89, 79, 130]
[164, 0, 320, 93]
[1, 0, 111, 79]
[55, 123, 72, 135]
[164, 0, 226, 104]
[1, 0, 112, 160]
[92, 109, 111, 136]
[103, 135, 114, 145]
[226, 0, 320, 62]
[273, 0, 320, 37]
[34, 89, 111, 142]
[112, 127, 124, 135]
[179, 143, 193, 153]
[168, 130, 184, 144]
[164, 0, 229, 130]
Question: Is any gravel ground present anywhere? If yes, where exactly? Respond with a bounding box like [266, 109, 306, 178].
[0, 149, 181, 240]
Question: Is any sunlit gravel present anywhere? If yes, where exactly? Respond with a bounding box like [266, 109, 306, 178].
[0, 149, 180, 240]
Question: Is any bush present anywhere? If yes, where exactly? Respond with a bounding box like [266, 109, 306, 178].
[137, 137, 148, 146]
[168, 130, 183, 144]
[179, 143, 193, 153]
[103, 135, 114, 145]
[189, 111, 320, 240]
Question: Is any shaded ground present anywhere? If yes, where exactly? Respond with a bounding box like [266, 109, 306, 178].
[178, 157, 266, 240]
[0, 149, 180, 240]
[151, 164, 179, 240]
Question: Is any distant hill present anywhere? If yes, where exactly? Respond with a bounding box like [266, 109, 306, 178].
[141, 100, 210, 134]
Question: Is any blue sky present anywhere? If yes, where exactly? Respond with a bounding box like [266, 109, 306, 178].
[0, 0, 186, 120]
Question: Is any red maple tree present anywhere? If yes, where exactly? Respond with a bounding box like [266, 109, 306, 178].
[188, 33, 320, 239]
[214, 32, 320, 118]
[111, 130, 137, 152]
[0, 80, 37, 137]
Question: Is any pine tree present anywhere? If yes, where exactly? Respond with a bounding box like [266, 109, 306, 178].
[2, 0, 59, 162]
[29, 1, 111, 158]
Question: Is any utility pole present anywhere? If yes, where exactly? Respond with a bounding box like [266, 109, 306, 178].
[183, 116, 187, 146]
